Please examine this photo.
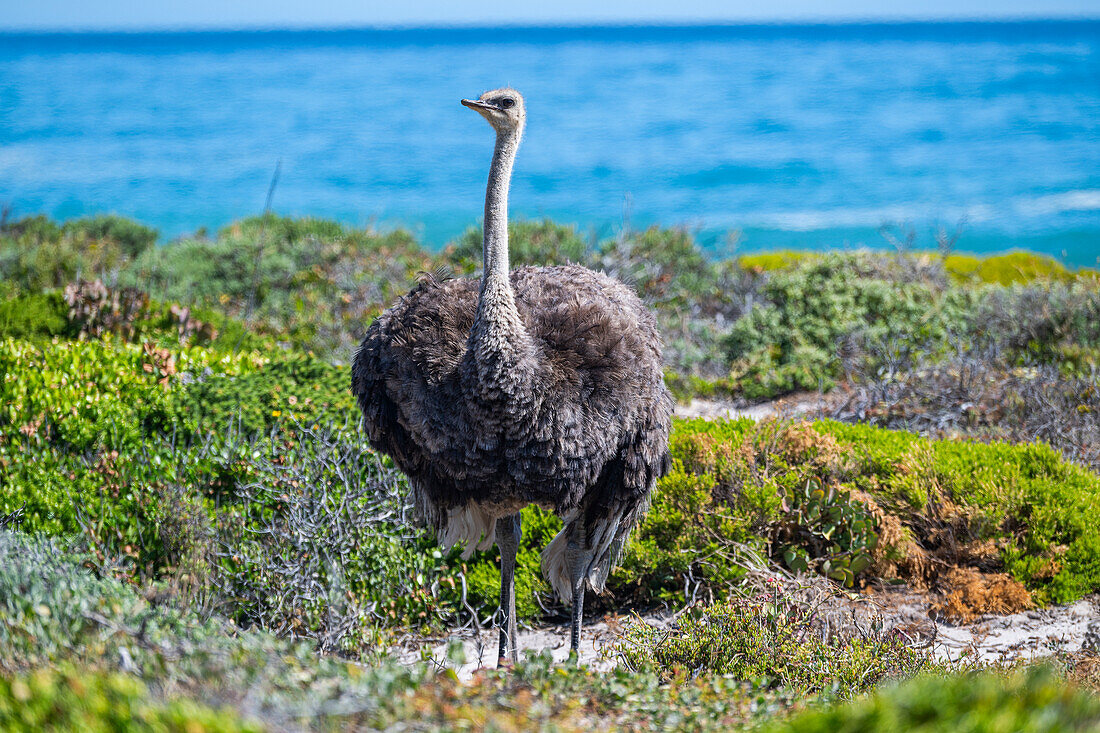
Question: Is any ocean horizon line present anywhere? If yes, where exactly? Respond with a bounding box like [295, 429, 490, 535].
[2, 17, 1099, 41]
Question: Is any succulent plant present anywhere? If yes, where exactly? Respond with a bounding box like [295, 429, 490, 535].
[775, 477, 878, 587]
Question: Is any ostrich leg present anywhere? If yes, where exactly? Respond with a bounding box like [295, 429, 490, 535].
[566, 526, 587, 656]
[496, 512, 522, 666]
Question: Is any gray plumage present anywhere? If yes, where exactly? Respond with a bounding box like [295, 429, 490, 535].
[351, 87, 673, 663]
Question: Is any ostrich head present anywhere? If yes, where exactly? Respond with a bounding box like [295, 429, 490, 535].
[461, 87, 525, 135]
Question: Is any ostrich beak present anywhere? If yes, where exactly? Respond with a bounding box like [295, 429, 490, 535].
[461, 98, 494, 111]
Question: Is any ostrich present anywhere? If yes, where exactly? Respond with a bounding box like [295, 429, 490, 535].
[352, 88, 673, 664]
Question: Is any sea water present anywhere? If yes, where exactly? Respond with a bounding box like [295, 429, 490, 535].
[1, 22, 1097, 264]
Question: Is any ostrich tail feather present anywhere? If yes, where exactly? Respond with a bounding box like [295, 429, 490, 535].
[437, 504, 497, 560]
[541, 512, 629, 605]
[541, 529, 572, 603]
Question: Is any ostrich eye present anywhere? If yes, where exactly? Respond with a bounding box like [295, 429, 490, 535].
[499, 98, 515, 109]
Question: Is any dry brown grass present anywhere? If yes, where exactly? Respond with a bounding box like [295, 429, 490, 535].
[1062, 651, 1100, 693]
[929, 567, 1034, 623]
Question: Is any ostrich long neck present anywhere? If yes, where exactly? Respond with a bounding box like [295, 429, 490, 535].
[467, 125, 533, 399]
[482, 127, 519, 287]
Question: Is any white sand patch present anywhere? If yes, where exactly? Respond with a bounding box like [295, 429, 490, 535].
[393, 594, 1099, 677]
[674, 392, 825, 421]
[392, 615, 628, 679]
[933, 597, 1100, 663]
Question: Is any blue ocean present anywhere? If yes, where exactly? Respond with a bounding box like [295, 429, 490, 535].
[1, 22, 1098, 265]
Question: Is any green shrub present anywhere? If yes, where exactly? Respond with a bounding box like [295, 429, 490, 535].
[0, 291, 68, 338]
[606, 418, 1100, 608]
[725, 254, 958, 397]
[823, 420, 1100, 604]
[617, 596, 936, 695]
[0, 534, 788, 731]
[775, 477, 877, 587]
[171, 351, 354, 438]
[0, 336, 263, 563]
[448, 219, 589, 273]
[62, 214, 158, 259]
[770, 667, 1100, 732]
[663, 370, 742, 403]
[0, 666, 259, 733]
[0, 336, 260, 454]
[4, 535, 1097, 733]
[737, 251, 817, 272]
[0, 216, 131, 292]
[945, 251, 1081, 285]
[612, 452, 756, 604]
[968, 282, 1100, 363]
[597, 226, 717, 308]
[0, 531, 429, 726]
[0, 334, 449, 624]
[127, 213, 431, 354]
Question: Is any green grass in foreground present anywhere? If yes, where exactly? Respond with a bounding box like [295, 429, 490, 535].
[0, 666, 259, 733]
[3, 530, 1099, 732]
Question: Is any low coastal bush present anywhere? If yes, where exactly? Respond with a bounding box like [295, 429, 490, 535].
[448, 218, 590, 272]
[0, 531, 429, 727]
[0, 533, 784, 731]
[3, 305, 1098, 628]
[3, 213, 1099, 732]
[832, 357, 1100, 472]
[0, 336, 261, 540]
[944, 251, 1090, 285]
[0, 290, 68, 339]
[126, 213, 434, 355]
[0, 666, 258, 733]
[0, 215, 155, 292]
[5, 532, 1098, 732]
[769, 667, 1100, 733]
[171, 351, 356, 438]
[724, 254, 970, 399]
[5, 213, 1099, 402]
[457, 417, 1100, 618]
[616, 594, 936, 695]
[651, 418, 1100, 608]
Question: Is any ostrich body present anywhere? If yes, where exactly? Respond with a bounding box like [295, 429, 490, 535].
[352, 88, 673, 663]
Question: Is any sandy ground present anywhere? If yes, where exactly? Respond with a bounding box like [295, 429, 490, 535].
[394, 616, 622, 678]
[932, 597, 1100, 663]
[396, 593, 1099, 678]
[822, 586, 1100, 664]
[674, 392, 827, 421]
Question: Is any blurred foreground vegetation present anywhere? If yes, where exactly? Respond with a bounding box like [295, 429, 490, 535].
[1, 213, 1099, 729]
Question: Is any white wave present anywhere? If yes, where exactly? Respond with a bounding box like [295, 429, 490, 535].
[735, 202, 995, 232]
[705, 191, 1100, 234]
[1013, 190, 1100, 217]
